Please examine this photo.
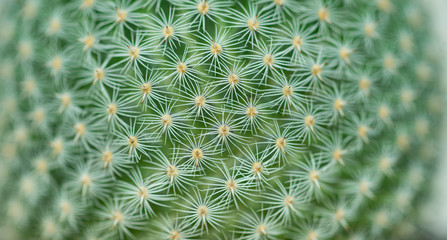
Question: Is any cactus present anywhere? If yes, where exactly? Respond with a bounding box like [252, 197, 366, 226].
[0, 0, 443, 239]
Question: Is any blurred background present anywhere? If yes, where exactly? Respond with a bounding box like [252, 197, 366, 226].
[421, 0, 447, 239]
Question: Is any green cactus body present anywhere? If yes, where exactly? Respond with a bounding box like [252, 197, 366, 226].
[0, 0, 443, 239]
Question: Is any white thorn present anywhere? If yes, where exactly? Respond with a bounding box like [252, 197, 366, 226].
[314, 179, 321, 190]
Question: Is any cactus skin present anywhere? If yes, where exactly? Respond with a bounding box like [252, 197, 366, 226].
[0, 0, 443, 239]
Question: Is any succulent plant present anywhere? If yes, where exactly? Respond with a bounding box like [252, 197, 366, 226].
[0, 0, 443, 239]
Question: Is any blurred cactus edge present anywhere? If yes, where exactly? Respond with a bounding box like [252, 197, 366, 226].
[0, 0, 443, 239]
